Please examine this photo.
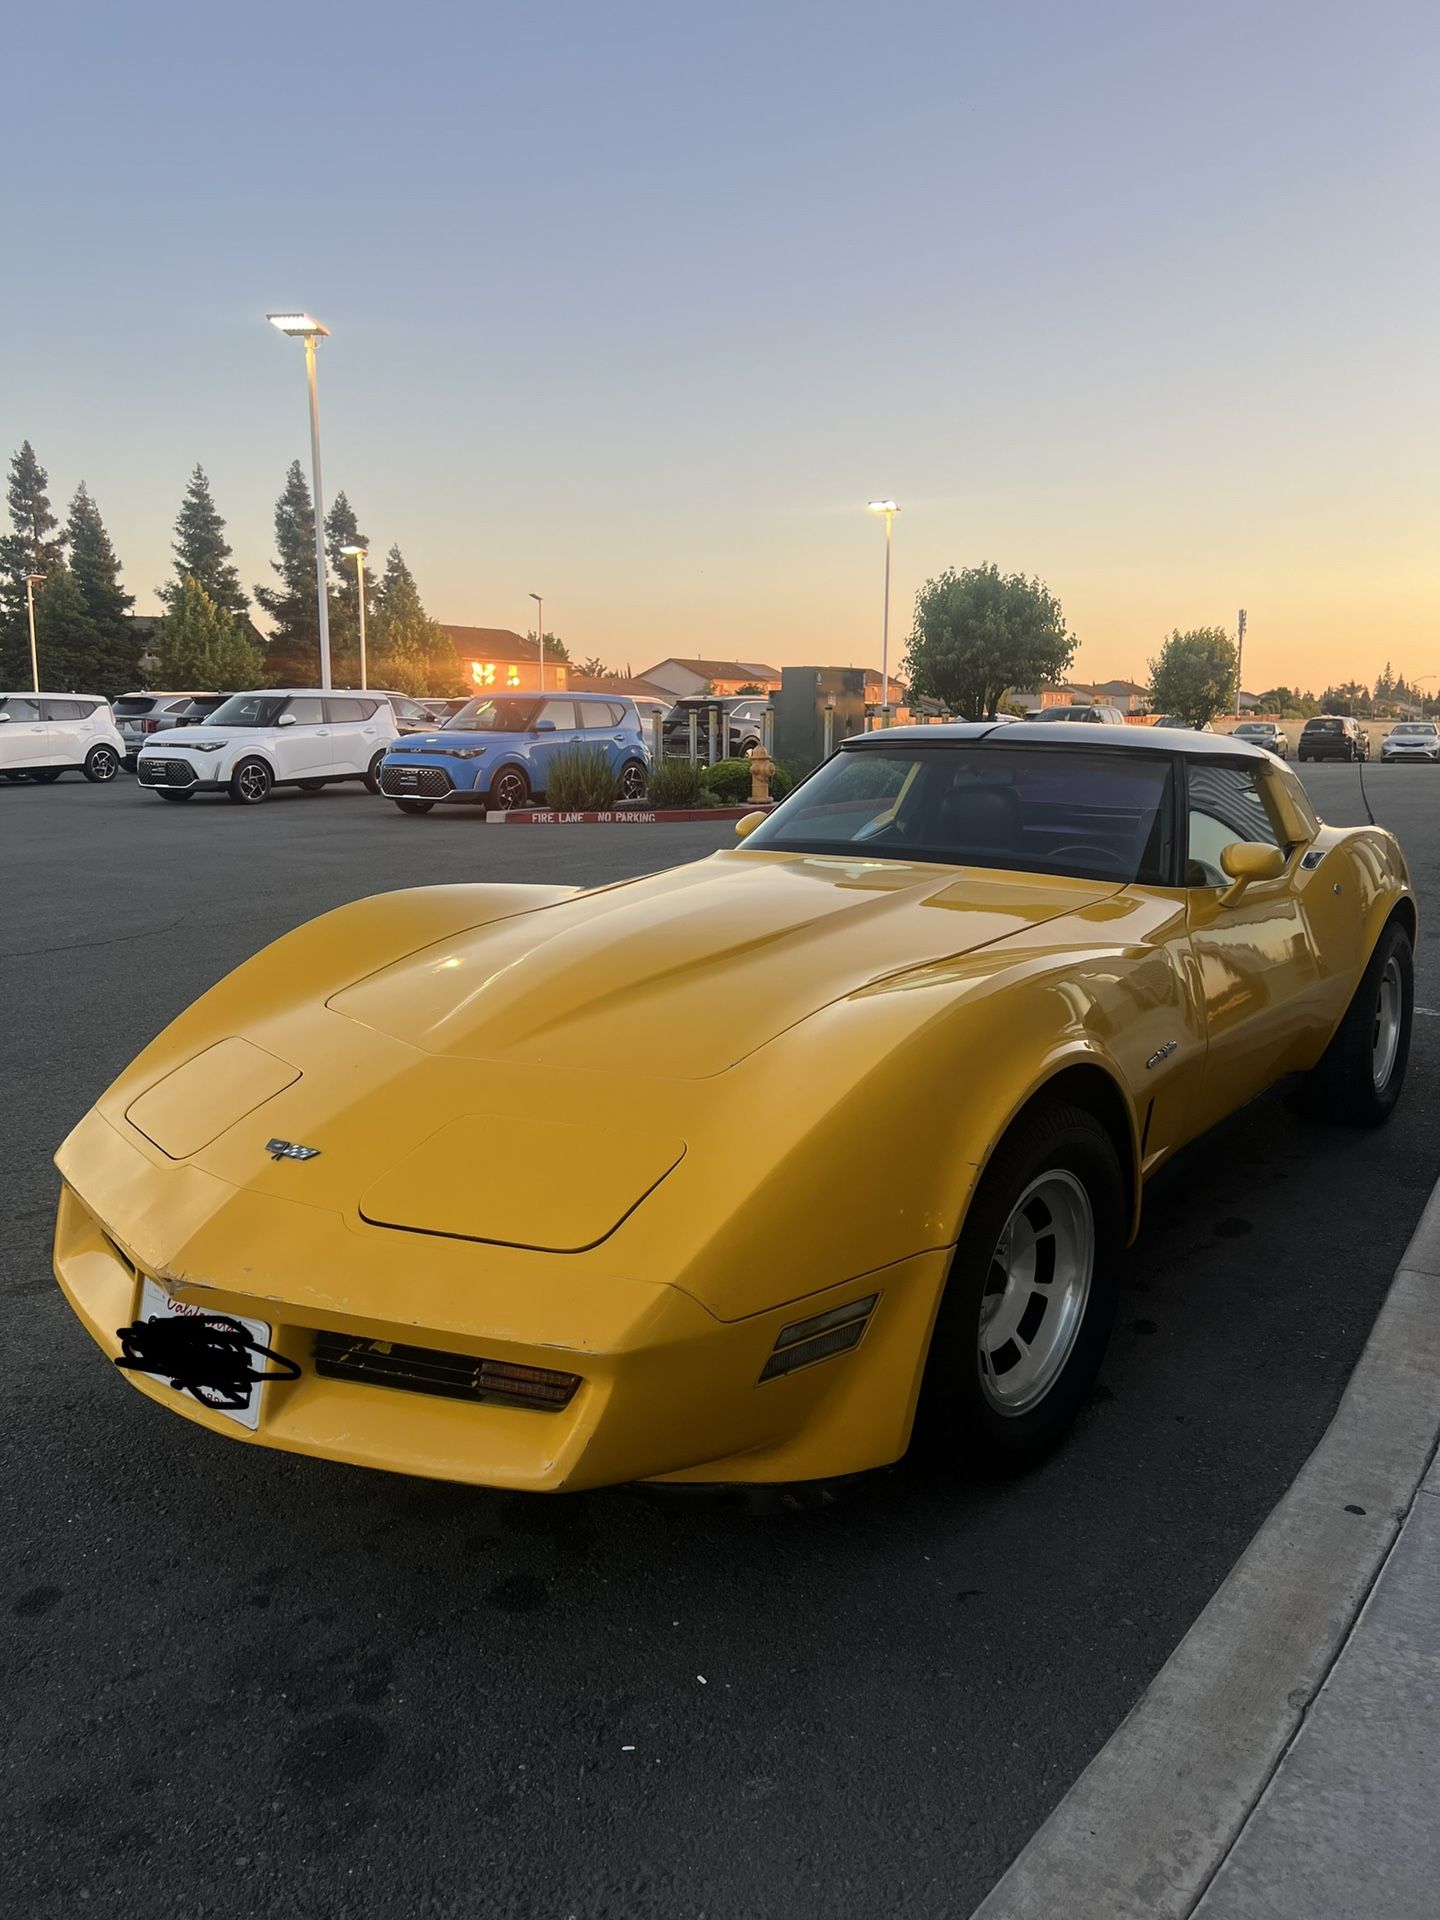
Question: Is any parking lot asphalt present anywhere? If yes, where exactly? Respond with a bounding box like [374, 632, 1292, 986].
[5, 765, 1439, 1920]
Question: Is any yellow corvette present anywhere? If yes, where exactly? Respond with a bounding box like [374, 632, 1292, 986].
[54, 725, 1413, 1491]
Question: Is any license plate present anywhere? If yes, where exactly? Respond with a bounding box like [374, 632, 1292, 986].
[117, 1278, 289, 1429]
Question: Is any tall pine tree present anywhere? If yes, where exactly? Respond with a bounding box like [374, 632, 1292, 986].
[369, 546, 458, 695]
[254, 460, 322, 684]
[66, 484, 139, 696]
[165, 466, 248, 621]
[0, 442, 68, 683]
[324, 491, 371, 686]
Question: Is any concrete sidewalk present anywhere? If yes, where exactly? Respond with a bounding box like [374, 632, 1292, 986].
[1193, 1451, 1440, 1919]
[973, 1194, 1440, 1920]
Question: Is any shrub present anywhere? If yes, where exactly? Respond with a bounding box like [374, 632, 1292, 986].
[699, 755, 801, 804]
[545, 745, 621, 809]
[647, 758, 706, 807]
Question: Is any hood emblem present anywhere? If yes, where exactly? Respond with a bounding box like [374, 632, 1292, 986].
[1145, 1042, 1178, 1070]
[266, 1138, 320, 1161]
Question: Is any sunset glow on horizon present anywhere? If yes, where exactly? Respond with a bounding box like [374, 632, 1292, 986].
[3, 0, 1435, 697]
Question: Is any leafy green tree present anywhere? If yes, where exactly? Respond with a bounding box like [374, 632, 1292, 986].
[66, 484, 138, 695]
[1147, 627, 1238, 729]
[31, 563, 98, 690]
[155, 576, 263, 690]
[903, 563, 1075, 719]
[324, 491, 371, 685]
[0, 442, 68, 682]
[577, 654, 618, 679]
[370, 545, 457, 694]
[254, 460, 322, 683]
[526, 628, 570, 664]
[165, 466, 248, 621]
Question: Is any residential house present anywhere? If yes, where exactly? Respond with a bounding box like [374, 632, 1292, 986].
[1091, 678, 1150, 715]
[440, 625, 570, 693]
[637, 657, 781, 699]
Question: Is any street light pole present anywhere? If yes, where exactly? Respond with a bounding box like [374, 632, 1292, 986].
[1235, 607, 1247, 718]
[867, 501, 900, 727]
[530, 592, 544, 693]
[341, 545, 368, 689]
[24, 573, 44, 692]
[267, 313, 333, 690]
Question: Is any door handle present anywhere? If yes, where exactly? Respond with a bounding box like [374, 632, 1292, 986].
[315, 729, 330, 736]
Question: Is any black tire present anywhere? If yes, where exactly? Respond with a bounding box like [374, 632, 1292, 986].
[617, 760, 648, 802]
[83, 744, 120, 783]
[227, 758, 272, 805]
[32, 769, 63, 784]
[918, 1101, 1124, 1476]
[155, 789, 194, 802]
[488, 765, 530, 811]
[299, 779, 326, 793]
[393, 799, 435, 815]
[363, 753, 386, 795]
[1289, 918, 1413, 1127]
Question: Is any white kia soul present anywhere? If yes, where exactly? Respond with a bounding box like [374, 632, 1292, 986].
[134, 689, 399, 804]
[0, 693, 125, 783]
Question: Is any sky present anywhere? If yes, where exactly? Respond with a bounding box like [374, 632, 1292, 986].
[3, 0, 1436, 693]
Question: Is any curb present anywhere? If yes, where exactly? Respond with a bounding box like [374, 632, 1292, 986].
[485, 804, 775, 826]
[970, 1174, 1440, 1920]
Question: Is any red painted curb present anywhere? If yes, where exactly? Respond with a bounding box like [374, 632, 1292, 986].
[490, 803, 778, 825]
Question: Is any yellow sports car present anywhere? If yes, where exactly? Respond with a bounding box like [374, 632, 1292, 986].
[54, 725, 1414, 1490]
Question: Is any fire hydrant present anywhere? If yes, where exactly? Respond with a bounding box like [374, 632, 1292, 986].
[747, 744, 775, 803]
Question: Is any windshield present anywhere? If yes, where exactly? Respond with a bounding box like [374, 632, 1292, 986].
[443, 698, 539, 732]
[205, 693, 288, 729]
[1393, 723, 1435, 735]
[744, 744, 1176, 882]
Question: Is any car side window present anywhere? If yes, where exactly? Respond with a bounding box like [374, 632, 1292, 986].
[539, 700, 578, 730]
[41, 699, 85, 720]
[576, 703, 616, 729]
[5, 697, 42, 721]
[285, 697, 324, 724]
[1186, 763, 1283, 887]
[324, 698, 366, 723]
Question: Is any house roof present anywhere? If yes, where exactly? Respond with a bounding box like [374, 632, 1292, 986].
[567, 674, 675, 700]
[440, 625, 541, 661]
[639, 656, 781, 682]
[1093, 678, 1149, 696]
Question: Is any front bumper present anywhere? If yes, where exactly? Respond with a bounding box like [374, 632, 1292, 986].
[53, 1110, 943, 1490]
[378, 759, 487, 802]
[1382, 749, 1439, 762]
[136, 756, 221, 791]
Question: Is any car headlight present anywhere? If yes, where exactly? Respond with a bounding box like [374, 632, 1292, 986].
[443, 747, 487, 760]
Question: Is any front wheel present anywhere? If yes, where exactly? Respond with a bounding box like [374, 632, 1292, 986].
[393, 799, 434, 815]
[227, 758, 272, 805]
[299, 779, 326, 793]
[488, 765, 530, 811]
[83, 744, 120, 783]
[618, 760, 648, 802]
[32, 769, 63, 784]
[155, 789, 193, 802]
[1289, 918, 1413, 1126]
[918, 1101, 1123, 1476]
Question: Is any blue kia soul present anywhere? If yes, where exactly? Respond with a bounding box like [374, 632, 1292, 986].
[377, 692, 652, 814]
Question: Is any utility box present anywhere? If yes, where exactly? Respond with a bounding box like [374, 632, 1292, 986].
[774, 666, 867, 770]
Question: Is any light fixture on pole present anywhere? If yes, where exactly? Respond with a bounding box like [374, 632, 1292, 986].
[529, 592, 544, 692]
[267, 311, 333, 691]
[867, 501, 900, 727]
[23, 573, 44, 693]
[340, 545, 369, 690]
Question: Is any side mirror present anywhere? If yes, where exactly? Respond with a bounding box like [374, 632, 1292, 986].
[0, 712, 10, 723]
[735, 810, 765, 840]
[533, 719, 557, 733]
[1219, 841, 1286, 905]
[278, 712, 298, 727]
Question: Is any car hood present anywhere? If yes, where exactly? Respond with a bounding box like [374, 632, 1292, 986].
[136, 726, 267, 752]
[327, 850, 1122, 1079]
[388, 730, 510, 751]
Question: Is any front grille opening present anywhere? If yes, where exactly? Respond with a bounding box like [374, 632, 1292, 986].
[312, 1331, 581, 1411]
[379, 765, 453, 798]
[139, 759, 198, 788]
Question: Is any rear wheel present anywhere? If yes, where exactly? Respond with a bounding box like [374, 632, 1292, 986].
[83, 744, 119, 782]
[618, 760, 648, 801]
[32, 769, 63, 784]
[1290, 918, 1413, 1126]
[394, 799, 434, 815]
[488, 765, 530, 811]
[299, 779, 326, 793]
[227, 758, 272, 805]
[919, 1101, 1123, 1476]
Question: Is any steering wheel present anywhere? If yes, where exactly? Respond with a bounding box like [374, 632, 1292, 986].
[1048, 843, 1134, 876]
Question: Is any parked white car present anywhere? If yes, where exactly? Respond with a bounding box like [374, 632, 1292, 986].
[0, 692, 124, 783]
[134, 689, 399, 804]
[1381, 721, 1440, 764]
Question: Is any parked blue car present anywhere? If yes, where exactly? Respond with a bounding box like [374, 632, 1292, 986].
[376, 693, 652, 814]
